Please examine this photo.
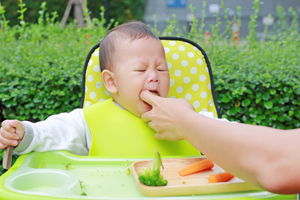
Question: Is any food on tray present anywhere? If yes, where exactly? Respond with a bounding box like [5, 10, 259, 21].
[178, 158, 214, 176]
[208, 172, 234, 183]
[138, 147, 168, 186]
[125, 168, 131, 175]
[62, 163, 74, 170]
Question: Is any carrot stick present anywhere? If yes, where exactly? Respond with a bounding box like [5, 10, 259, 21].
[207, 172, 234, 183]
[178, 159, 214, 176]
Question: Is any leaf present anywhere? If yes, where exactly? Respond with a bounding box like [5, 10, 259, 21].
[295, 110, 300, 119]
[270, 89, 276, 95]
[294, 87, 300, 95]
[255, 98, 262, 104]
[242, 99, 251, 107]
[262, 92, 270, 100]
[278, 116, 285, 122]
[263, 101, 273, 109]
[271, 115, 278, 120]
[282, 97, 289, 103]
[292, 119, 300, 127]
[228, 108, 237, 115]
[235, 107, 242, 112]
[241, 115, 247, 122]
[222, 96, 231, 103]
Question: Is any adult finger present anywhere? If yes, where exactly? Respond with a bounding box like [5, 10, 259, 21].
[141, 111, 152, 122]
[154, 132, 165, 141]
[140, 90, 158, 106]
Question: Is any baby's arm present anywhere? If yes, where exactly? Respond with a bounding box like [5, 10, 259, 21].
[2, 109, 91, 155]
[0, 120, 25, 149]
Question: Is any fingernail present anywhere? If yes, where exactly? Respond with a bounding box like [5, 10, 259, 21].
[14, 135, 19, 140]
[12, 141, 18, 146]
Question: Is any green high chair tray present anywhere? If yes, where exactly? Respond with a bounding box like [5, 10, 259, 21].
[0, 37, 297, 199]
[0, 151, 297, 200]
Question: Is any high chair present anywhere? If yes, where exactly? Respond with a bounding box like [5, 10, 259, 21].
[0, 37, 297, 200]
[80, 36, 220, 118]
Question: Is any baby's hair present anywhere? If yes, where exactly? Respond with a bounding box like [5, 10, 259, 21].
[99, 21, 159, 71]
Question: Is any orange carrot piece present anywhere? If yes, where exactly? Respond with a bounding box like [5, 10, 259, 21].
[178, 159, 214, 176]
[207, 172, 234, 183]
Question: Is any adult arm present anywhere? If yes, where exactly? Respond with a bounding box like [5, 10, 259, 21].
[140, 91, 300, 194]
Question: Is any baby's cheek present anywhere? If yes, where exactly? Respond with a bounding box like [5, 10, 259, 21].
[162, 84, 170, 97]
[162, 75, 170, 97]
[138, 101, 152, 115]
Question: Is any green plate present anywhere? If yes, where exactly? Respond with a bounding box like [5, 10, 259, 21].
[0, 151, 297, 200]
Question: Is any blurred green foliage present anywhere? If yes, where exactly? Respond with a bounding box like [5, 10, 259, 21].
[1, 0, 145, 26]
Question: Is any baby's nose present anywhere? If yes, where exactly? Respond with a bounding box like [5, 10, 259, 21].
[147, 71, 159, 83]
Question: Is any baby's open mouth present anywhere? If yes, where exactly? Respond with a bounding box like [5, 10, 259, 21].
[149, 90, 159, 96]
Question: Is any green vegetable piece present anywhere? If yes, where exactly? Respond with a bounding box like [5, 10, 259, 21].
[66, 163, 74, 169]
[138, 147, 168, 186]
[62, 163, 74, 170]
[125, 168, 131, 175]
[81, 192, 87, 196]
[79, 181, 85, 188]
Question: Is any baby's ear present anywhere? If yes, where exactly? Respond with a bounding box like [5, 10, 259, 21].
[101, 70, 118, 94]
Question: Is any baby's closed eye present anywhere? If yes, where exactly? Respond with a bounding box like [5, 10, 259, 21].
[135, 69, 146, 72]
[157, 69, 168, 72]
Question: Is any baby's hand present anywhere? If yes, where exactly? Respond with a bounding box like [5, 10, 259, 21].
[0, 120, 25, 149]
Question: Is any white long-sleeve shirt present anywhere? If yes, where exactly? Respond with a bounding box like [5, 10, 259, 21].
[14, 108, 228, 156]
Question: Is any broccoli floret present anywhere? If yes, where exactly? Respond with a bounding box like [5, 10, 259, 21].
[138, 147, 168, 186]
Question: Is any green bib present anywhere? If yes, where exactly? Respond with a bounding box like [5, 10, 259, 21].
[83, 98, 200, 158]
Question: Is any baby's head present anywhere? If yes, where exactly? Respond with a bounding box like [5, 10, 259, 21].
[99, 21, 170, 117]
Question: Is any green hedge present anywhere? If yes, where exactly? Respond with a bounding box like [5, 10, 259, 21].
[0, 24, 108, 123]
[211, 45, 300, 129]
[0, 0, 300, 175]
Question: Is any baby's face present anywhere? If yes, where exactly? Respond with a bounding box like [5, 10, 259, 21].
[111, 37, 170, 117]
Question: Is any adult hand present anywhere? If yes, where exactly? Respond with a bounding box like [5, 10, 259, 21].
[140, 90, 195, 141]
[0, 120, 25, 149]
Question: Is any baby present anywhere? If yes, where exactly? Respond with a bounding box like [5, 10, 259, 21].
[0, 21, 201, 157]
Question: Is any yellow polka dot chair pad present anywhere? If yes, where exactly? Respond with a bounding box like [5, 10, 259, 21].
[80, 36, 220, 118]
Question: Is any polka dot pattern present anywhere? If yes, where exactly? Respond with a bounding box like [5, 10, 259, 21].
[83, 40, 218, 117]
[161, 40, 218, 116]
[83, 47, 109, 107]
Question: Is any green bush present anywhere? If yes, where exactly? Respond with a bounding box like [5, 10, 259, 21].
[0, 0, 300, 175]
[1, 0, 145, 26]
[0, 23, 108, 123]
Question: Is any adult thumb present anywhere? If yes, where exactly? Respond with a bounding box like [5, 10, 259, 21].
[140, 90, 157, 106]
